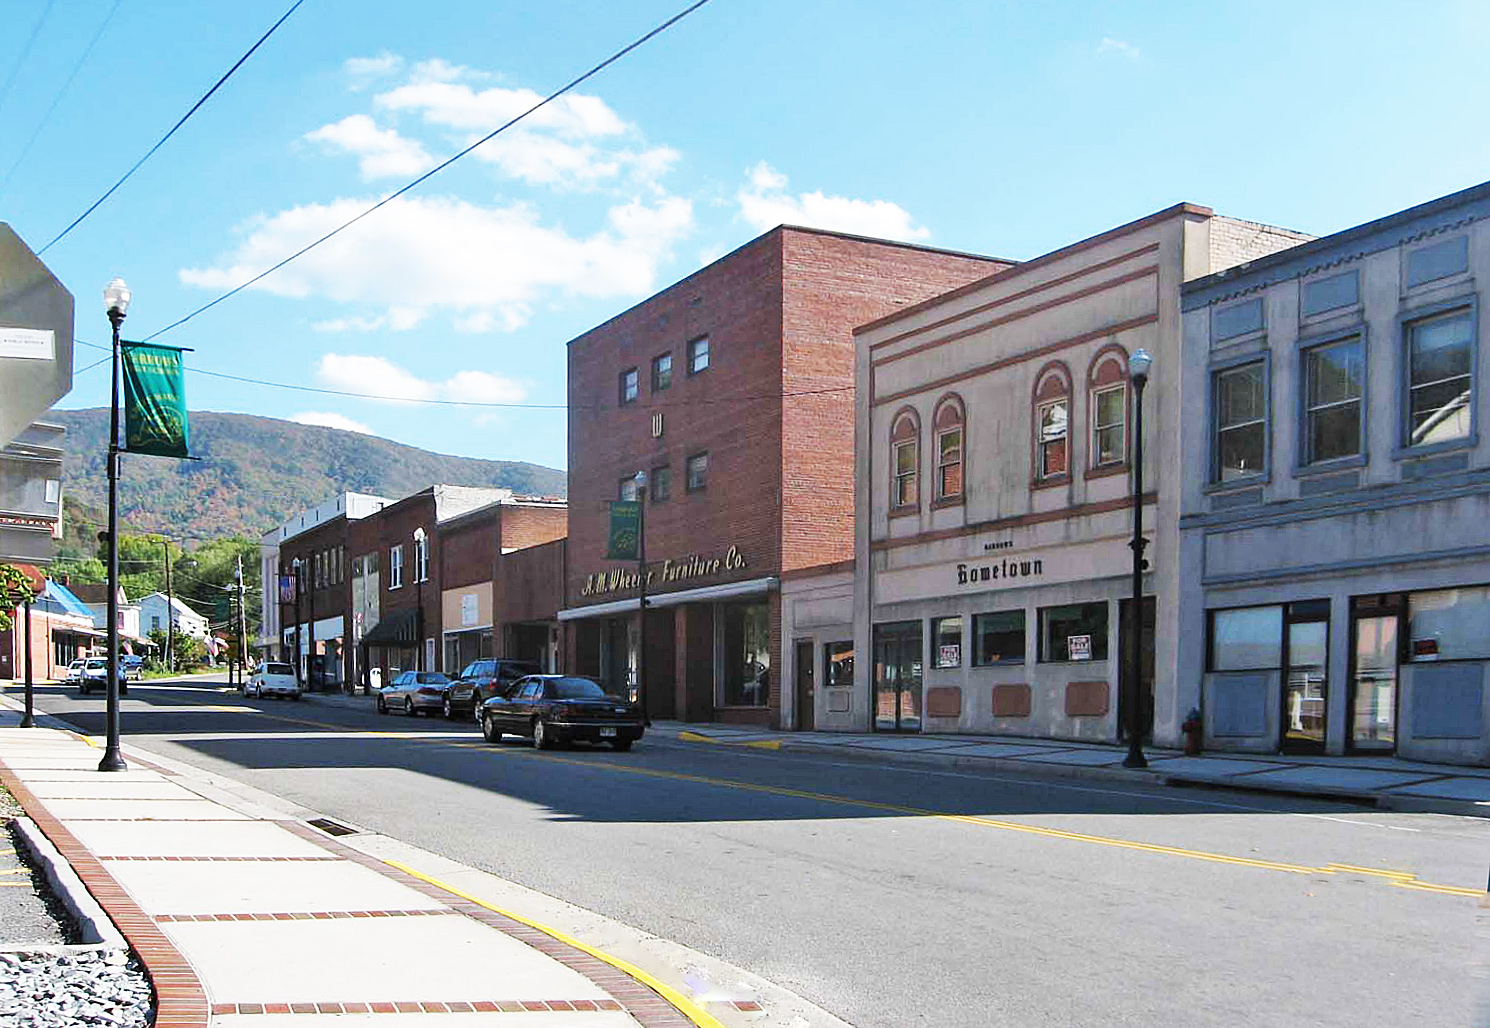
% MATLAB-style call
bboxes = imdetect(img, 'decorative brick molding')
[1064,680,1109,717]
[991,684,1032,718]
[925,686,962,718]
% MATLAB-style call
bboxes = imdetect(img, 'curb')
[7,816,128,956]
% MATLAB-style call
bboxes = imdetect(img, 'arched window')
[1032,363,1072,483]
[1088,346,1129,470]
[933,394,965,502]
[890,408,920,509]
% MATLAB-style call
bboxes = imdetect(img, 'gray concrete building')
[1179,180,1490,765]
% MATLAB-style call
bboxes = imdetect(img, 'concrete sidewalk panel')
[25,779,202,800]
[2,768,169,783]
[1010,749,1127,766]
[925,742,1075,759]
[1239,767,1440,792]
[843,737,977,751]
[1385,778,1490,802]
[67,819,332,859]
[163,915,614,1004]
[1147,757,1288,777]
[50,798,253,820]
[105,859,449,915]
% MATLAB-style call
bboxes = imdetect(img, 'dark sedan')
[443,658,542,721]
[480,675,643,751]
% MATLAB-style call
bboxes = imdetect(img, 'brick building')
[560,225,1012,726]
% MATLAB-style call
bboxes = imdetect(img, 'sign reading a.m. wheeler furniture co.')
[581,545,747,597]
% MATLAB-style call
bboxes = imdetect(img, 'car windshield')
[264,663,294,675]
[415,672,450,684]
[550,678,607,699]
[85,659,106,669]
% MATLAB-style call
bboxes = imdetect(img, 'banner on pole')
[279,575,298,604]
[121,343,190,458]
[606,501,640,560]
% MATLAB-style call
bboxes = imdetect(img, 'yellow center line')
[0,867,28,875]
[387,860,727,1028]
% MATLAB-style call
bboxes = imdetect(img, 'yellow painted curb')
[678,730,718,744]
[386,861,729,1028]
[745,740,781,750]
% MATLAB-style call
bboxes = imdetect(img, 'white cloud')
[736,162,929,242]
[315,354,527,406]
[344,53,402,91]
[1096,37,1143,61]
[378,80,626,137]
[289,411,374,434]
[181,194,693,331]
[304,115,435,180]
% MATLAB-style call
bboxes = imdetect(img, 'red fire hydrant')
[1182,707,1203,755]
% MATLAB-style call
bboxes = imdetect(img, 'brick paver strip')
[155,909,450,922]
[210,999,619,1015]
[103,855,341,862]
[281,821,699,1027]
[0,758,210,1028]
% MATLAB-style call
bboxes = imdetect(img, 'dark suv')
[444,658,542,721]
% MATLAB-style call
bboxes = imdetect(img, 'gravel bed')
[0,951,154,1028]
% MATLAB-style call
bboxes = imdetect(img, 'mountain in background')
[48,409,566,544]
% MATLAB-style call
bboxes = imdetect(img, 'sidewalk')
[0,714,732,1028]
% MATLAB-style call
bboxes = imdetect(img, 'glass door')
[873,621,922,732]
[1350,614,1399,752]
[1282,615,1328,753]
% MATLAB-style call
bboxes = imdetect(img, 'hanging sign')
[121,342,191,458]
[607,501,640,560]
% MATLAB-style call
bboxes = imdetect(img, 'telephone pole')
[236,555,249,679]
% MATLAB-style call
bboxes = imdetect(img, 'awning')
[359,608,419,646]
[557,576,778,621]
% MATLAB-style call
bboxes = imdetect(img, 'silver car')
[376,671,451,716]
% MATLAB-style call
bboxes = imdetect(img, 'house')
[137,592,209,641]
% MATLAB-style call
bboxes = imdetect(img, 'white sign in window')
[1068,634,1092,661]
[461,593,478,627]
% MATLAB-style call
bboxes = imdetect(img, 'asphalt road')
[16,675,1489,1028]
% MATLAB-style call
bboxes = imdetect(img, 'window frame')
[932,394,965,505]
[1031,362,1072,487]
[1206,604,1284,672]
[619,367,639,406]
[1208,351,1272,487]
[972,609,1026,666]
[650,464,671,503]
[687,336,710,375]
[685,451,709,492]
[413,533,429,584]
[932,615,963,668]
[1394,294,1479,459]
[1085,346,1129,476]
[1037,602,1109,663]
[389,544,404,590]
[889,407,920,512]
[618,476,640,502]
[1297,328,1367,473]
[651,352,673,391]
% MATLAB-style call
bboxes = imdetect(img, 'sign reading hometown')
[607,501,640,560]
[121,342,190,458]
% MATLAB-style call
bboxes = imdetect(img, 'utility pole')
[162,537,174,674]
[236,555,248,681]
[292,558,303,689]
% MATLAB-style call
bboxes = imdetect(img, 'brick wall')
[1208,216,1314,273]
[441,508,498,591]
[494,538,565,626]
[498,504,568,552]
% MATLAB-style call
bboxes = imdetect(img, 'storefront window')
[1038,603,1107,662]
[1407,586,1490,660]
[720,602,770,706]
[973,610,1025,665]
[825,641,853,688]
[932,616,962,667]
[1209,605,1283,670]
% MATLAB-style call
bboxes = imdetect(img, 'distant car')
[480,675,643,751]
[248,661,301,700]
[121,655,144,681]
[447,658,541,721]
[64,658,86,685]
[378,671,451,716]
[78,657,127,696]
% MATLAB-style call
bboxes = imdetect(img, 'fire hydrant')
[1182,707,1203,755]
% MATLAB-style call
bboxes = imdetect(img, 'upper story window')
[1406,307,1473,448]
[1303,336,1363,464]
[652,352,672,391]
[414,533,429,583]
[686,452,709,491]
[890,409,919,509]
[688,336,710,374]
[619,476,640,501]
[651,464,671,503]
[1213,360,1267,482]
[1031,363,1071,483]
[1088,348,1128,469]
[933,396,964,502]
[389,544,404,589]
[619,367,639,405]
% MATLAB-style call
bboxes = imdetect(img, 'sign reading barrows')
[581,546,747,597]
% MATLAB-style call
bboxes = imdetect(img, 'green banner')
[122,343,190,458]
[607,500,640,560]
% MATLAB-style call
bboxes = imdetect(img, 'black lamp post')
[1123,347,1153,770]
[99,277,130,773]
[20,592,35,728]
[291,557,303,689]
[632,471,649,725]
[162,539,174,673]
[413,526,426,672]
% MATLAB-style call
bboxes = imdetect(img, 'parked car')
[447,658,541,721]
[247,661,301,700]
[378,671,452,716]
[121,655,144,681]
[78,657,127,696]
[64,658,86,685]
[480,675,643,751]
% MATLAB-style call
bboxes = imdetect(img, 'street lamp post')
[99,278,131,773]
[632,471,649,725]
[162,538,174,673]
[413,527,426,672]
[1123,348,1153,770]
[21,594,35,728]
[290,558,303,689]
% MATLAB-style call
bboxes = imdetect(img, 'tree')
[102,533,181,602]
[50,556,106,586]
[0,564,42,632]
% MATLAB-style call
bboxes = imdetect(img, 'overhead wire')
[39,0,306,255]
[0,0,58,118]
[142,0,716,342]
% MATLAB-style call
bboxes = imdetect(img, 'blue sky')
[5,0,1489,472]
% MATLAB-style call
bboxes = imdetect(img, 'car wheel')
[611,739,633,752]
[120,685,128,696]
[482,712,501,744]
[533,717,553,750]
[376,694,387,715]
[405,698,416,717]
[79,682,88,695]
[254,684,263,699]
[442,696,454,720]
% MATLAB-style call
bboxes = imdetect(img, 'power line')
[1,0,122,193]
[39,0,306,255]
[0,0,58,118]
[143,0,715,342]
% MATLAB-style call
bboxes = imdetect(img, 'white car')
[64,658,86,684]
[248,662,301,700]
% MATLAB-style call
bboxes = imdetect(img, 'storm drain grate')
[306,818,358,837]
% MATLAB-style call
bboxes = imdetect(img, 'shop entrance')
[1349,595,1402,753]
[1282,599,1329,754]
[872,620,922,732]
[794,639,815,731]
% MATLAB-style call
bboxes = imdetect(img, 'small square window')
[619,368,639,405]
[686,452,709,491]
[618,476,640,501]
[1092,385,1126,467]
[1038,602,1107,662]
[933,616,962,667]
[652,353,672,391]
[650,464,671,503]
[973,611,1025,665]
[1304,337,1363,464]
[688,336,710,374]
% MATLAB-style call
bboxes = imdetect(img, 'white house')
[137,593,209,640]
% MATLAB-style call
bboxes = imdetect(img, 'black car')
[480,675,643,751]
[444,658,541,721]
